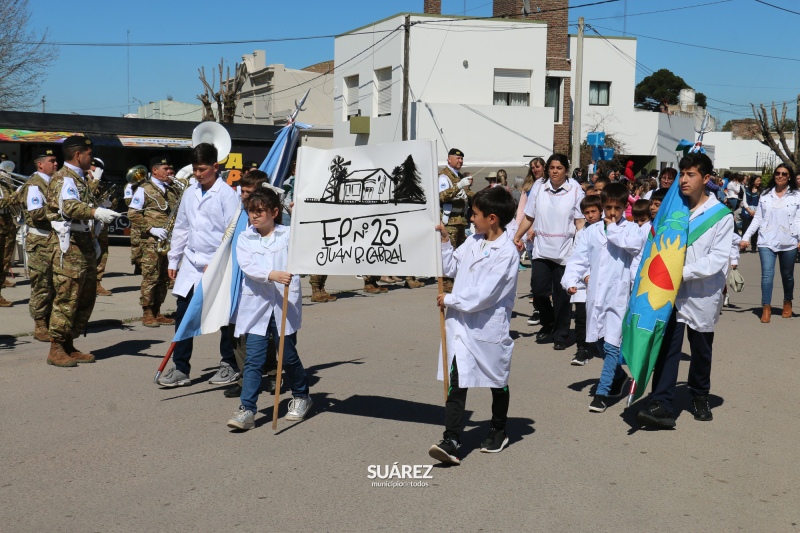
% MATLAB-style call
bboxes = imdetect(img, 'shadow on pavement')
[620,385,724,435]
[93,338,165,360]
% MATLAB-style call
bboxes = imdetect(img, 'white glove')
[455,189,468,200]
[90,167,103,181]
[457,177,472,190]
[149,227,168,241]
[93,207,121,224]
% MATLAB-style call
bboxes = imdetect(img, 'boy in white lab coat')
[637,153,734,429]
[428,187,519,465]
[227,188,310,430]
[562,183,646,413]
[570,195,603,366]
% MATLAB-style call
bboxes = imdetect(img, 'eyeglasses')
[775,171,790,177]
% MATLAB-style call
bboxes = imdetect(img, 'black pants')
[650,310,714,411]
[173,287,237,375]
[574,302,587,348]
[530,259,570,343]
[443,360,509,442]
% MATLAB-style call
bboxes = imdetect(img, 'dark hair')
[245,187,283,225]
[632,199,651,220]
[763,163,798,195]
[651,188,668,203]
[240,169,269,188]
[471,186,516,229]
[678,153,714,178]
[63,144,90,161]
[580,194,602,213]
[190,143,218,166]
[545,153,570,177]
[634,177,650,193]
[660,167,678,181]
[600,182,629,207]
[594,176,611,187]
[648,169,659,179]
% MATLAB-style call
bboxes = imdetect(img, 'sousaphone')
[175,122,232,180]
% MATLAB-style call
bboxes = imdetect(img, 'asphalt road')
[1,246,798,532]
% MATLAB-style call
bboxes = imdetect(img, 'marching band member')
[128,156,179,328]
[158,143,240,388]
[88,157,114,296]
[0,161,17,306]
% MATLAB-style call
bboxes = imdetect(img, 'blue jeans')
[240,316,308,413]
[172,287,236,375]
[758,247,797,305]
[596,339,626,396]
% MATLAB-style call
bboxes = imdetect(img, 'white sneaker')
[157,367,191,388]
[285,396,313,421]
[227,406,255,430]
[209,362,240,385]
[723,294,730,307]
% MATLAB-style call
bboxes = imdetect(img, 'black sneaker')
[571,347,590,366]
[692,395,713,421]
[527,310,540,326]
[267,374,277,394]
[589,395,608,413]
[609,374,630,398]
[223,383,242,398]
[553,341,567,351]
[480,428,509,453]
[428,439,461,465]
[636,400,676,429]
[535,326,553,342]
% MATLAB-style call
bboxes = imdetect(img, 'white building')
[568,34,697,170]
[136,100,204,122]
[702,131,790,172]
[333,14,556,170]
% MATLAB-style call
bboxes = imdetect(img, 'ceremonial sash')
[687,202,731,246]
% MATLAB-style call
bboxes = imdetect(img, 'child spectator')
[561,183,646,412]
[649,188,667,220]
[632,199,652,227]
[570,195,602,366]
[227,187,312,430]
[429,187,519,464]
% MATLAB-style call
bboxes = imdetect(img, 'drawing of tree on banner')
[393,155,426,204]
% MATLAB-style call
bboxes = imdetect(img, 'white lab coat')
[676,194,734,332]
[741,188,800,252]
[567,227,588,304]
[231,224,302,337]
[437,232,519,388]
[561,219,645,346]
[168,177,239,298]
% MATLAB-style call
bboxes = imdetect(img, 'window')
[589,81,610,106]
[375,67,392,117]
[545,77,562,122]
[344,75,360,119]
[493,68,530,107]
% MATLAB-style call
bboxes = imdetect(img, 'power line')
[569,0,732,23]
[753,0,800,16]
[414,0,621,25]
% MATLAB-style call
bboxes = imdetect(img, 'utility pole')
[127,29,131,115]
[402,15,410,142]
[41,96,46,113]
[571,17,585,174]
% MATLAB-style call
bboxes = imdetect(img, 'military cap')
[33,148,56,160]
[448,148,464,157]
[0,153,7,161]
[243,160,259,170]
[62,135,92,148]
[149,155,170,169]
[91,157,105,169]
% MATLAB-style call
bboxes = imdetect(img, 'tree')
[197,58,247,123]
[751,99,800,168]
[722,120,733,132]
[634,69,705,110]
[393,155,426,204]
[0,0,58,110]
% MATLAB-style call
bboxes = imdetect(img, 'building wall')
[703,132,791,172]
[334,14,554,165]
[136,100,203,122]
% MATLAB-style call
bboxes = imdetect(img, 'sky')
[25,0,800,127]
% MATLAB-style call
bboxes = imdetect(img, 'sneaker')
[518,263,528,272]
[209,362,240,385]
[227,406,255,430]
[157,367,191,388]
[553,341,566,351]
[480,428,509,453]
[692,395,713,421]
[589,395,608,413]
[723,294,730,307]
[609,374,630,398]
[285,396,313,421]
[223,383,242,398]
[535,326,553,342]
[527,310,540,325]
[571,347,590,366]
[428,439,461,465]
[636,400,676,429]
[267,374,277,394]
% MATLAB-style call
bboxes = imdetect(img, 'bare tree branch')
[752,102,795,168]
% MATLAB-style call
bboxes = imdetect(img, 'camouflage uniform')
[47,165,98,343]
[309,274,337,302]
[438,166,474,291]
[128,179,178,318]
[88,180,116,285]
[17,171,57,329]
[0,178,16,303]
[124,182,143,270]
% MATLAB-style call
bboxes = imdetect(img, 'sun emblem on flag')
[636,234,686,311]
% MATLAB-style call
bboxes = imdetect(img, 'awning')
[0,128,191,148]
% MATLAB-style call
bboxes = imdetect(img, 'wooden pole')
[272,284,291,430]
[438,277,449,402]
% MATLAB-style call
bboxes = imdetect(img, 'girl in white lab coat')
[428,187,519,465]
[226,188,311,431]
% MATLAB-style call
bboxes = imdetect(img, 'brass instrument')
[155,199,178,256]
[0,171,24,225]
[126,165,148,184]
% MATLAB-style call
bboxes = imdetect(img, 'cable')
[568,0,732,23]
[753,0,800,16]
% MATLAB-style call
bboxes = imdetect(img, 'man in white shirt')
[637,152,733,429]
[158,143,241,388]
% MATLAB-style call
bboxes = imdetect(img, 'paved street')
[1,244,798,532]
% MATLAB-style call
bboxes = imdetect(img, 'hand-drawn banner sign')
[289,140,442,277]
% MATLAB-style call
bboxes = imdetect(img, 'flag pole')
[272,284,291,430]
[154,342,177,384]
[438,277,450,402]
[626,379,636,407]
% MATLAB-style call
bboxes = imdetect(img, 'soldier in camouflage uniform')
[124,174,145,275]
[45,136,121,367]
[438,148,474,292]
[128,156,178,327]
[0,167,16,306]
[16,149,59,336]
[87,157,116,296]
